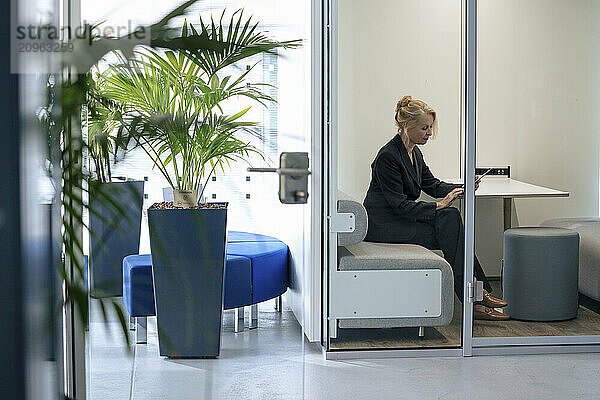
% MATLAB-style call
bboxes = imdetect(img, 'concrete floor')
[88,299,600,400]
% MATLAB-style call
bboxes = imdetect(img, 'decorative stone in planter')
[147,202,228,358]
[89,180,144,297]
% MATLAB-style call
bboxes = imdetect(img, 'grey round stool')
[503,227,579,321]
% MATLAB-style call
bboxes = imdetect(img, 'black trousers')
[386,207,492,301]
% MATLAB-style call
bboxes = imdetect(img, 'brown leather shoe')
[477,289,508,308]
[473,304,510,321]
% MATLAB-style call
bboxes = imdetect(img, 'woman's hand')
[436,187,464,210]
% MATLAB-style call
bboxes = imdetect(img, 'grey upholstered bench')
[329,193,454,338]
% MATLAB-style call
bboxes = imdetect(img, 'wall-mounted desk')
[448,177,570,230]
[477,178,569,230]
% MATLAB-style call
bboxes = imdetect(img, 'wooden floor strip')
[331,288,600,350]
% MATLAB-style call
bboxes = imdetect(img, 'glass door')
[325,0,468,357]
[80,0,312,398]
[469,0,600,354]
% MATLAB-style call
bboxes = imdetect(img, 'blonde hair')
[394,95,438,138]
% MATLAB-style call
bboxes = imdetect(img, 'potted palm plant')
[85,74,145,298]
[101,12,300,357]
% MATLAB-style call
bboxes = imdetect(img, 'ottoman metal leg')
[274,295,283,312]
[418,326,425,338]
[234,307,245,333]
[135,317,147,344]
[129,316,136,331]
[249,304,258,330]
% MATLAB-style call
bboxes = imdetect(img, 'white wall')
[477,0,600,223]
[337,0,600,277]
[337,0,463,201]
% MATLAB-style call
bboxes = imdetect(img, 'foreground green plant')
[84,71,129,183]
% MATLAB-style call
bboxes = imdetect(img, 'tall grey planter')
[148,205,227,358]
[89,180,144,297]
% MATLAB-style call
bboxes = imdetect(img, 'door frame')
[60,0,88,397]
[321,0,600,359]
[307,0,325,343]
[321,0,467,358]
[461,0,477,357]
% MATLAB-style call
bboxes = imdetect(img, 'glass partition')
[81,0,310,397]
[328,0,467,353]
[473,0,600,346]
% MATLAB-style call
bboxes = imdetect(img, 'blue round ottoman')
[227,240,289,304]
[227,231,282,243]
[122,231,289,339]
[503,227,580,321]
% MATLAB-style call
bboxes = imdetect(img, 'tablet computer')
[475,168,493,184]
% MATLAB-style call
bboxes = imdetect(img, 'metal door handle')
[248,152,310,204]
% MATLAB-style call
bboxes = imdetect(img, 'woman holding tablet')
[363,95,509,321]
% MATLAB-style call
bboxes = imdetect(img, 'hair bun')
[397,95,412,112]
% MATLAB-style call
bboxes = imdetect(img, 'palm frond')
[183,9,302,77]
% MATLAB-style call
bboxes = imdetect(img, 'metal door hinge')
[328,212,355,233]
[467,280,483,303]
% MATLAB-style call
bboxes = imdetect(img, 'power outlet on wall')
[475,166,511,177]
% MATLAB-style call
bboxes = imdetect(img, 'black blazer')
[363,134,461,242]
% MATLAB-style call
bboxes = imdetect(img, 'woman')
[363,95,509,321]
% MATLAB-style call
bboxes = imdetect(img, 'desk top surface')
[444,177,570,199]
